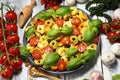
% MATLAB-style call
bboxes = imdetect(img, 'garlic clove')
[66,0,76,6]
[101,52,116,66]
[111,43,120,56]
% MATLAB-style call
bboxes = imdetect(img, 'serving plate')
[23,6,100,74]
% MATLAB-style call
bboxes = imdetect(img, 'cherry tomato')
[8,46,20,57]
[77,42,87,53]
[6,24,18,33]
[0,17,5,29]
[57,60,66,71]
[117,33,120,41]
[7,34,19,44]
[111,19,120,29]
[73,27,80,36]
[52,5,60,10]
[34,19,45,27]
[0,41,11,53]
[0,29,9,41]
[29,36,39,46]
[55,18,64,27]
[60,36,70,45]
[101,22,111,34]
[0,65,13,79]
[10,58,22,70]
[107,31,118,43]
[93,36,99,44]
[5,11,17,23]
[44,45,54,53]
[32,49,42,60]
[41,0,47,4]
[0,54,7,65]
[71,17,81,27]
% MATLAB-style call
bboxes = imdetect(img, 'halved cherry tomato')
[77,42,87,53]
[57,60,66,71]
[35,19,45,27]
[44,45,54,53]
[32,49,42,60]
[55,18,64,27]
[10,58,22,70]
[73,27,80,36]
[71,17,81,27]
[0,65,13,79]
[29,36,39,46]
[52,5,60,10]
[60,36,70,45]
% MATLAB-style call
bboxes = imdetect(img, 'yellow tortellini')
[37,25,45,34]
[56,47,67,56]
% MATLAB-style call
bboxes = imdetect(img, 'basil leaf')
[25,26,35,39]
[56,6,71,16]
[112,74,120,80]
[20,46,30,57]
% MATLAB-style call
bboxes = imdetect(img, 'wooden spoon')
[18,0,36,28]
[29,66,61,80]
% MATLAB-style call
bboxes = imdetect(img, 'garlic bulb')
[111,43,120,56]
[114,8,120,19]
[77,0,88,3]
[90,71,103,80]
[66,0,76,6]
[101,52,116,66]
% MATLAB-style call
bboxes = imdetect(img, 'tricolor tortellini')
[24,6,98,71]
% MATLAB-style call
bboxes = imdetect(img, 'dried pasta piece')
[56,47,66,56]
[63,14,71,20]
[50,40,58,49]
[26,43,34,50]
[52,24,59,30]
[37,25,45,34]
[87,43,97,50]
[79,21,88,33]
[42,53,47,61]
[61,55,68,62]
[35,31,41,37]
[70,36,78,44]
[70,7,78,16]
[50,66,58,71]
[78,34,84,42]
[45,19,53,27]
[37,41,48,48]
[63,20,72,27]
[39,35,47,42]
[34,59,44,65]
[77,10,88,21]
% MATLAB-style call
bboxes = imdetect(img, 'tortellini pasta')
[24,6,98,71]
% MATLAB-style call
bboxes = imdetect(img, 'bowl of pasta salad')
[23,6,101,74]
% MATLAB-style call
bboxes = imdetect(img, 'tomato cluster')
[101,19,120,43]
[41,0,62,8]
[0,6,22,79]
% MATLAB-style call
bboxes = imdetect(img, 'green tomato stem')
[1,3,10,63]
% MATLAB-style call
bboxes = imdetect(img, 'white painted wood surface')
[0,0,120,80]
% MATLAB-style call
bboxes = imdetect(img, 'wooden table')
[0,0,120,80]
